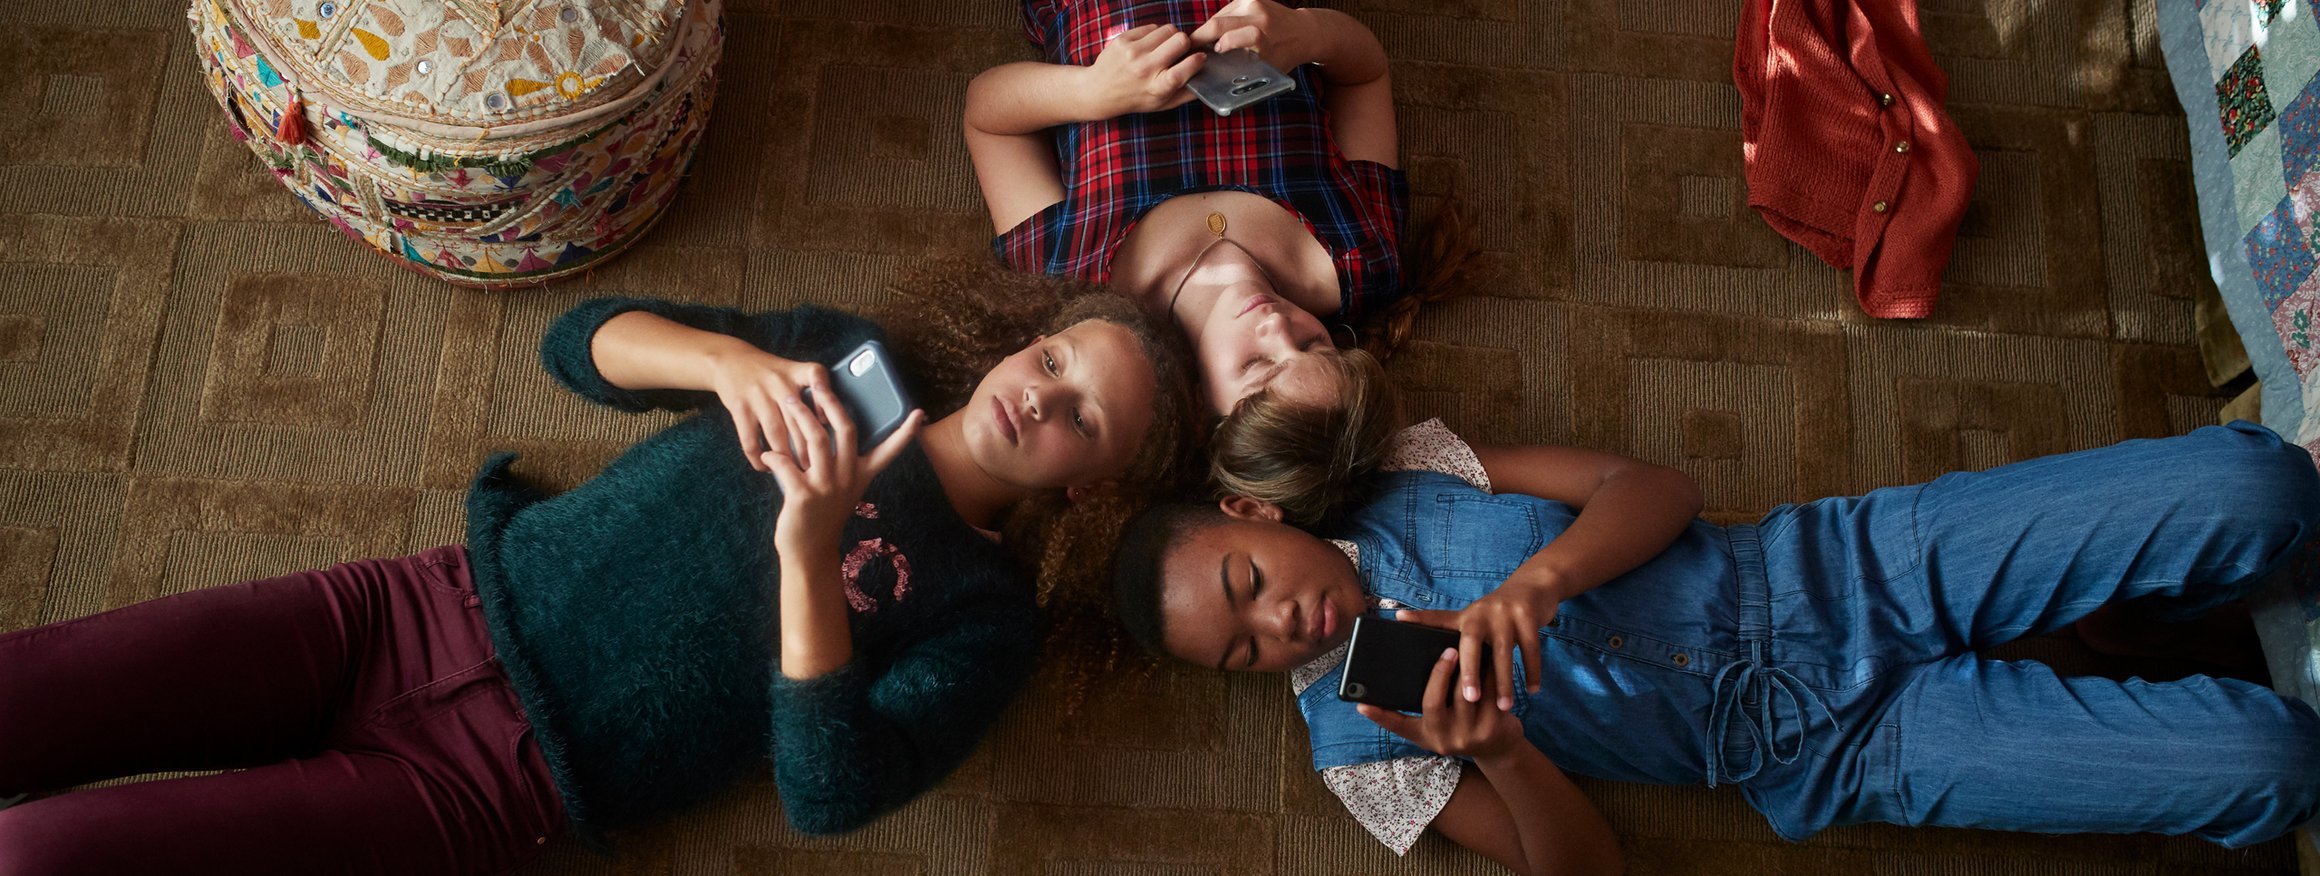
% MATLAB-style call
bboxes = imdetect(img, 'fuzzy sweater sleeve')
[539,298,869,412]
[765,587,1042,835]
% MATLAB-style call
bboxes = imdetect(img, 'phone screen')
[1337,615,1460,713]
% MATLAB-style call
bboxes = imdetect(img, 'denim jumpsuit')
[1299,422,2320,846]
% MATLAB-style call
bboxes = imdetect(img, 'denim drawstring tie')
[1704,524,1838,787]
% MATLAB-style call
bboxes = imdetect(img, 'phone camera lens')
[1232,78,1267,95]
[1344,682,1366,699]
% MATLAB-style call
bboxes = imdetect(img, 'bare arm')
[589,310,839,473]
[1361,651,1624,876]
[775,536,855,679]
[965,27,1207,232]
[963,63,1076,234]
[1290,7,1396,167]
[590,310,767,393]
[1471,442,1704,602]
[1433,759,1625,876]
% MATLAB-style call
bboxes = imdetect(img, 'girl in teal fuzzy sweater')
[0,261,1197,874]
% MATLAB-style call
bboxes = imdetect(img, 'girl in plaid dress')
[967,0,1418,526]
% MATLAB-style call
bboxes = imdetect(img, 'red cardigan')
[1735,0,1978,318]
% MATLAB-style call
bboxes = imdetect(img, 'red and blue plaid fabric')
[994,0,1408,321]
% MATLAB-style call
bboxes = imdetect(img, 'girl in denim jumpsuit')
[1115,420,2320,874]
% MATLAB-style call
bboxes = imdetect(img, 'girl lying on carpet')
[1111,418,2320,875]
[0,261,1196,875]
[967,0,1460,526]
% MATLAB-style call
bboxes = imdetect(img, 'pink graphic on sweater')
[840,502,913,613]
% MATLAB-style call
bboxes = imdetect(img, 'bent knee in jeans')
[2205,421,2320,528]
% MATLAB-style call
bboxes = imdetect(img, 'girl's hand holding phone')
[704,345,834,474]
[1395,572,1564,713]
[1191,0,1320,70]
[760,390,924,556]
[1356,647,1526,761]
[1086,23,1208,117]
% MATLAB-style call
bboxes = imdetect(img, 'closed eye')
[1244,559,1263,668]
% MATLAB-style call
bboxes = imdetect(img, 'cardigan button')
[1894,140,1911,154]
[1878,92,1894,106]
[1871,200,1889,213]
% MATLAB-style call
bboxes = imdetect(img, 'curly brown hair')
[874,255,1200,701]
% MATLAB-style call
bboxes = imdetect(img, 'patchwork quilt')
[2159,5,2320,860]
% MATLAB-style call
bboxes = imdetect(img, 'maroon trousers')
[0,547,565,875]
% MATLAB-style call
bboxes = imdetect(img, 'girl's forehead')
[1056,318,1134,354]
[1162,520,1278,586]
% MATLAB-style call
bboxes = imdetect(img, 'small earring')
[1329,322,1360,349]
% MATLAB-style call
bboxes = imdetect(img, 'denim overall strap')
[1704,523,1838,787]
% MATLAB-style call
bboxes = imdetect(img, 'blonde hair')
[1208,346,1402,528]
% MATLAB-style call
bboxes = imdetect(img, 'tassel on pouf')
[276,94,305,147]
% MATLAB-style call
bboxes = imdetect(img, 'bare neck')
[919,412,1025,531]
[1112,219,1219,319]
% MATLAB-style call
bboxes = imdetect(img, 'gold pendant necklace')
[1169,216,1233,316]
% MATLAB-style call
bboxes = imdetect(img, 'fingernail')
[1439,648,1456,661]
[1499,696,1514,711]
[1463,685,1478,702]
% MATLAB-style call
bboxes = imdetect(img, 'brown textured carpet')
[0,0,2298,872]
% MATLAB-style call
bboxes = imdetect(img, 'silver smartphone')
[800,340,915,454]
[1187,48,1296,116]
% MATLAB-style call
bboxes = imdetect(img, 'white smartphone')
[1187,49,1296,116]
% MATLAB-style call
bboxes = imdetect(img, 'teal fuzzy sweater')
[466,299,1041,840]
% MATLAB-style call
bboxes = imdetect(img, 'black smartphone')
[1337,614,1460,714]
[1186,48,1296,116]
[801,340,915,454]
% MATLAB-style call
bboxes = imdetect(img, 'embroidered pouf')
[189,0,721,288]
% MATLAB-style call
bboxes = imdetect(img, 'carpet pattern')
[0,0,2296,873]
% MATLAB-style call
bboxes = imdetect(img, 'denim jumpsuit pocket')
[1419,492,1544,577]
